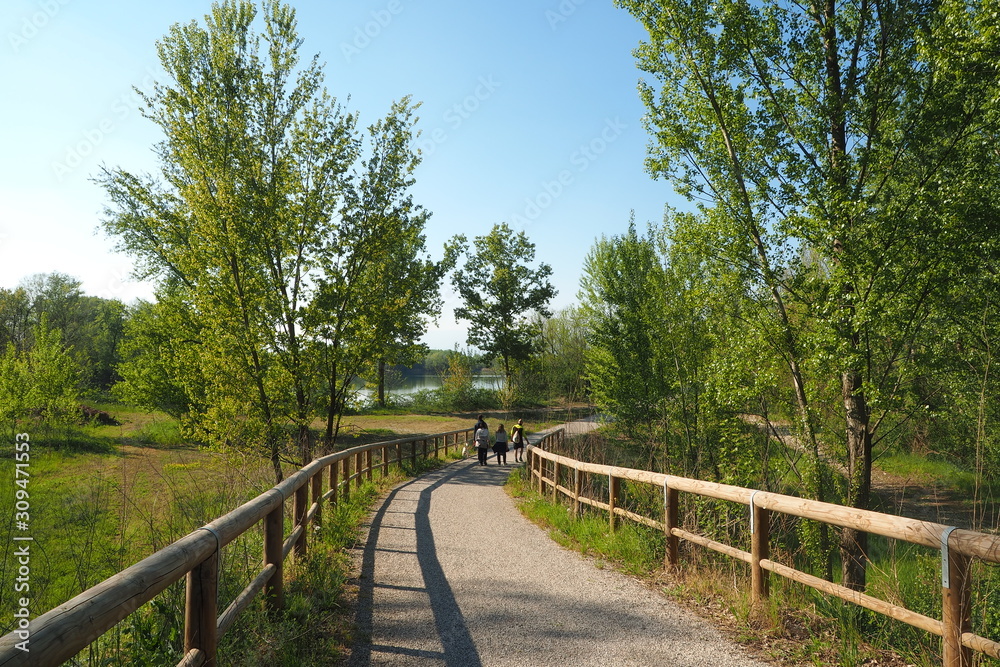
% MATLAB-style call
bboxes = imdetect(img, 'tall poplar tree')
[618,0,1000,589]
[99,1,357,481]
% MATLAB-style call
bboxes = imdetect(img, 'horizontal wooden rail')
[527,443,1000,667]
[0,426,480,666]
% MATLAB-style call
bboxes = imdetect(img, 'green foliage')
[530,306,589,402]
[0,318,81,433]
[450,222,556,382]
[406,352,500,412]
[311,95,453,422]
[580,221,669,437]
[615,0,1000,589]
[0,274,126,392]
[580,217,737,476]
[97,2,447,475]
[112,296,206,422]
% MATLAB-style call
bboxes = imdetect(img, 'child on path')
[493,423,509,465]
[510,418,526,462]
[475,421,491,466]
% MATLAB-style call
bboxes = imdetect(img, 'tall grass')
[0,412,449,665]
[506,463,1000,666]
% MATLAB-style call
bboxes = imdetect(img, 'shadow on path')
[350,463,483,666]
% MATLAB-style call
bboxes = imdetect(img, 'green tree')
[98,0,357,481]
[0,319,81,434]
[0,274,126,391]
[310,97,450,443]
[0,286,32,353]
[617,0,1000,588]
[533,306,589,402]
[26,319,81,425]
[113,293,207,424]
[580,222,668,439]
[451,223,556,384]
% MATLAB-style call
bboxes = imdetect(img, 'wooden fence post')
[264,504,283,612]
[665,484,678,568]
[312,471,323,526]
[355,452,363,490]
[293,483,308,557]
[184,549,218,666]
[422,438,428,459]
[552,461,561,502]
[751,496,770,602]
[609,475,620,532]
[366,449,373,482]
[411,440,417,465]
[382,446,389,475]
[342,457,350,503]
[573,468,582,517]
[943,532,972,667]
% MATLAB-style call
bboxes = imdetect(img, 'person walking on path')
[475,421,491,466]
[349,418,772,667]
[493,423,509,465]
[510,418,526,462]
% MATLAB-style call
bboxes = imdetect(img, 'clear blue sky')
[1,0,685,349]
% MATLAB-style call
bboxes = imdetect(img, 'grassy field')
[0,404,574,663]
[20,404,992,665]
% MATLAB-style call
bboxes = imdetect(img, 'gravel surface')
[348,426,770,667]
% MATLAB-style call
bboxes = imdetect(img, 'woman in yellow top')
[510,418,526,462]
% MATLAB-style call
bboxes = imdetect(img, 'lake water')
[354,374,503,401]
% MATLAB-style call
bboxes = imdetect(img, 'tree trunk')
[841,367,872,591]
[270,434,283,484]
[377,359,386,408]
[298,424,311,466]
[324,343,339,451]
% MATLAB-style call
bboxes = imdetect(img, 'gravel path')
[348,425,770,666]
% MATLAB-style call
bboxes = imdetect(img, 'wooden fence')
[0,426,488,667]
[527,444,1000,667]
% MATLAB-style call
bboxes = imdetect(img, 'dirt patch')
[870,466,975,528]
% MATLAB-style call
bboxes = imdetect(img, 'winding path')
[348,424,770,666]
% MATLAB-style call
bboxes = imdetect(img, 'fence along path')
[348,424,768,666]
[528,438,1000,667]
[0,427,477,666]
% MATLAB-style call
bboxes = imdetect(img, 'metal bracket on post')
[749,491,760,534]
[663,478,669,509]
[941,525,958,589]
[199,525,223,554]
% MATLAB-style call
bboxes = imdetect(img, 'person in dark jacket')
[493,423,509,465]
